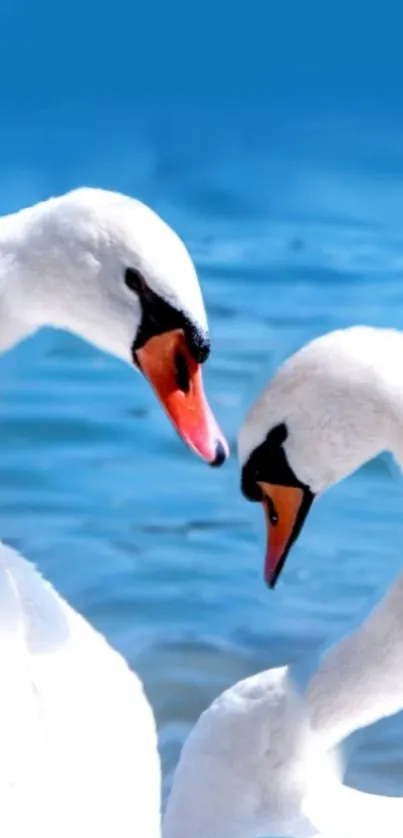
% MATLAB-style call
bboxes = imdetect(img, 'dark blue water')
[1,102,403,806]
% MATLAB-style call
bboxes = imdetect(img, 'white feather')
[0,542,160,838]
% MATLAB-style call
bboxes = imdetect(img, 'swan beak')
[135,329,229,466]
[257,481,314,588]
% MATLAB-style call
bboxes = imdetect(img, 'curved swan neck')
[0,197,87,351]
[306,572,403,748]
[0,204,45,351]
[0,192,145,361]
[298,331,403,746]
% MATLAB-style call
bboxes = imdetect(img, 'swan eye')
[125,268,146,294]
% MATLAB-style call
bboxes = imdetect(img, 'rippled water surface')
[1,103,403,809]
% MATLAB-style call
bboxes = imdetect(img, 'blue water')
[1,102,403,808]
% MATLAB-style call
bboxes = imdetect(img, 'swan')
[0,187,229,837]
[164,567,403,838]
[238,325,403,742]
[163,325,403,838]
[163,574,403,838]
[0,186,228,465]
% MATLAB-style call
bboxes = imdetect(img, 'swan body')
[164,664,338,838]
[303,779,403,838]
[0,542,160,838]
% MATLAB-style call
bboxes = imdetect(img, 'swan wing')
[0,543,160,838]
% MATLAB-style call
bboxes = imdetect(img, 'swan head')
[10,188,228,465]
[238,326,400,585]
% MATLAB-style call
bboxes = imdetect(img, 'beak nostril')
[266,496,279,526]
[174,352,190,394]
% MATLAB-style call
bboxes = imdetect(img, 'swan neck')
[307,571,403,747]
[0,203,49,351]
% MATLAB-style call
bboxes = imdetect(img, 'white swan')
[0,186,228,464]
[163,576,403,838]
[0,187,229,837]
[164,325,403,838]
[164,567,403,838]
[0,542,161,838]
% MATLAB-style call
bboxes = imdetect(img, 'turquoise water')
[1,103,403,805]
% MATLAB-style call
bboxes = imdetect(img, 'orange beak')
[135,328,229,465]
[257,481,314,587]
